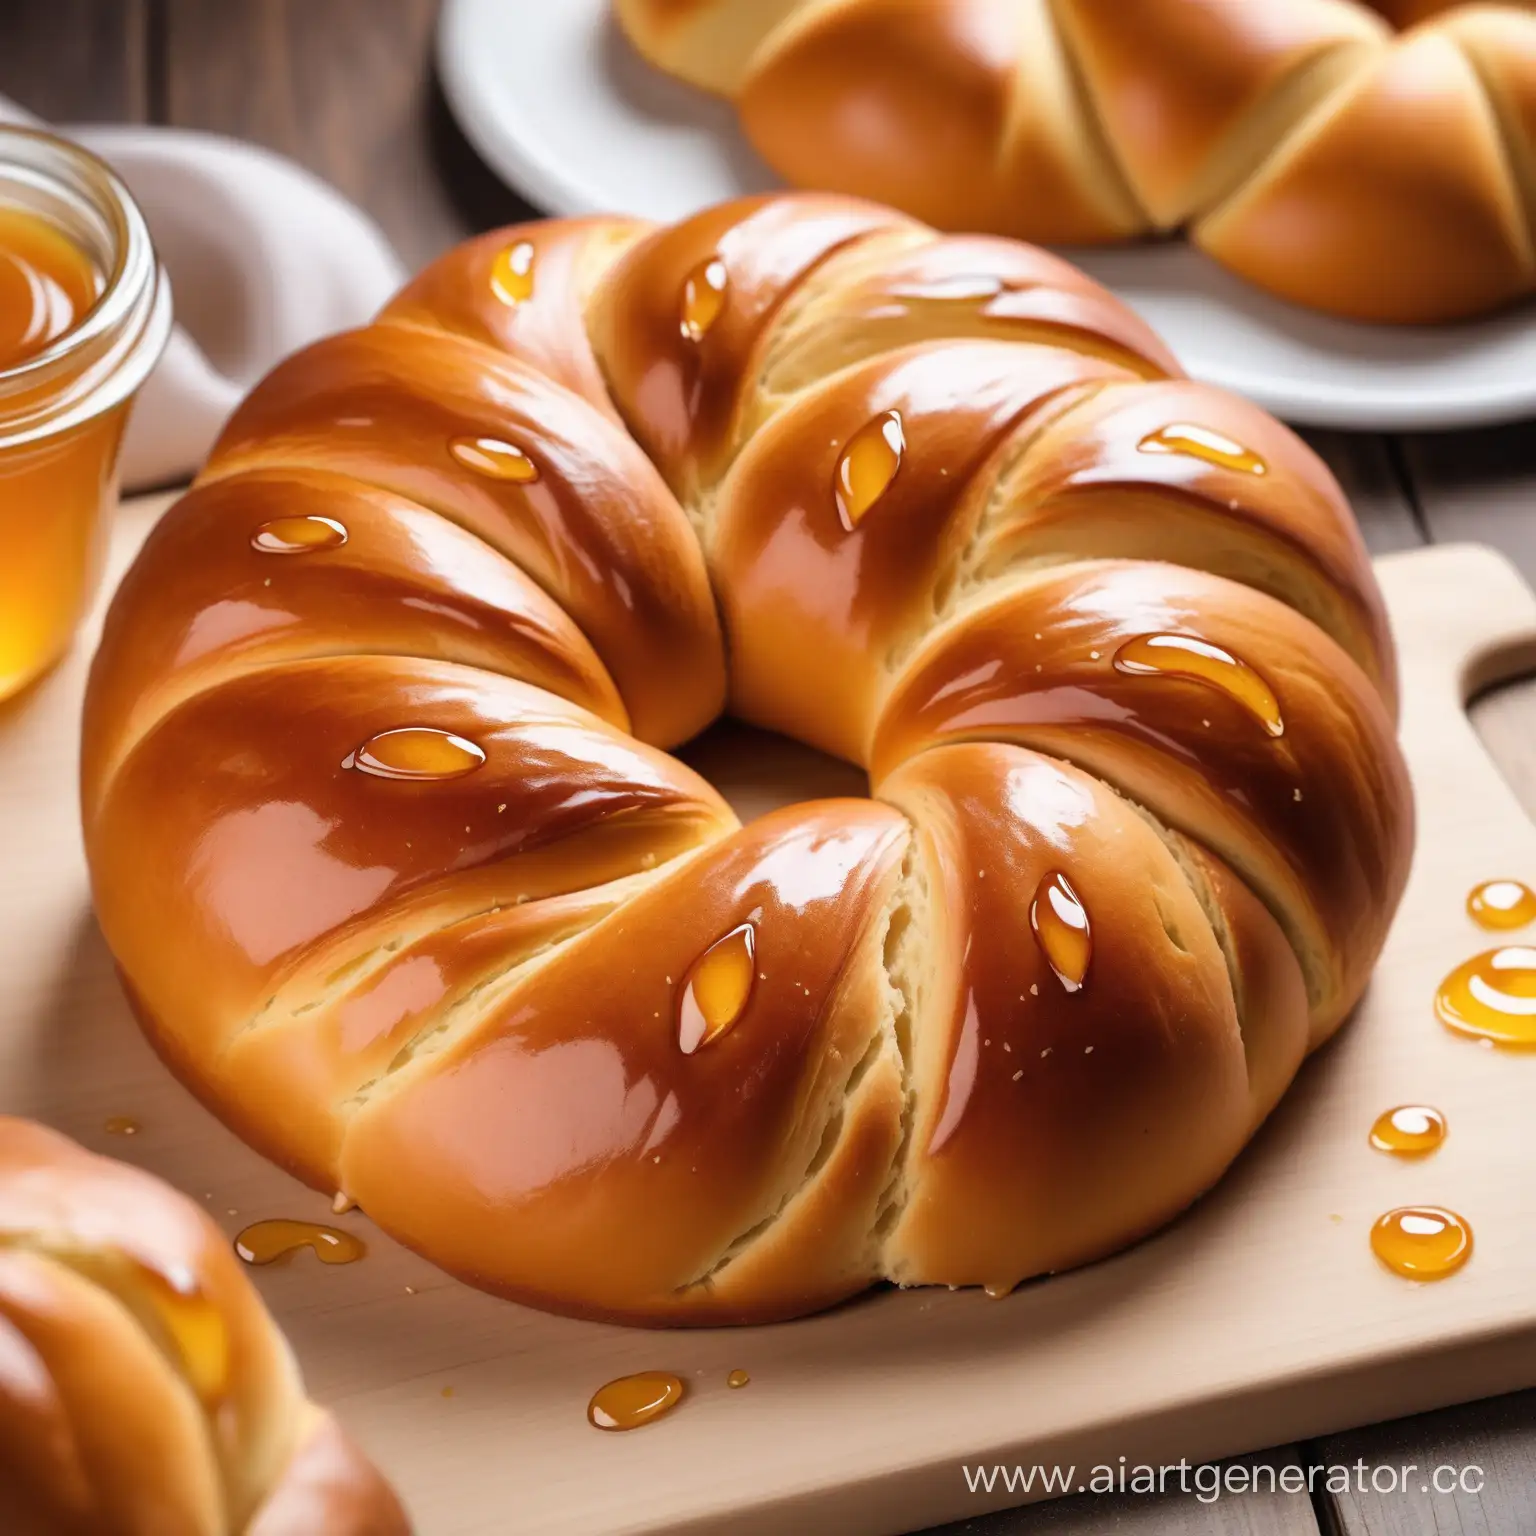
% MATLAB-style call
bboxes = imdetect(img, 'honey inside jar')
[0,207,100,368]
[0,128,169,703]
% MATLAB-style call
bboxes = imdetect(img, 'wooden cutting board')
[4,496,1536,1536]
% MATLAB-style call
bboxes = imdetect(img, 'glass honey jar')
[0,127,170,702]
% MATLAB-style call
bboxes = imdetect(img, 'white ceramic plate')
[437,0,1536,432]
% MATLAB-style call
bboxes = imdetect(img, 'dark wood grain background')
[2,3,1533,1533]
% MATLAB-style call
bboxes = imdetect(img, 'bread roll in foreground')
[83,192,1412,1325]
[0,1118,409,1534]
[616,0,1536,323]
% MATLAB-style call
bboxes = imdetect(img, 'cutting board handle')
[1377,541,1536,844]
[1378,542,1536,704]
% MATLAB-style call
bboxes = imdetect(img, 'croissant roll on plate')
[1194,16,1534,322]
[84,192,1412,1323]
[617,0,1536,322]
[0,1118,408,1534]
[752,0,1150,243]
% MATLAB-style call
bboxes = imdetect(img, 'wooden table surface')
[3,4,1534,1533]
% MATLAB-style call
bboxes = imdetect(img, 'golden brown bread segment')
[616,0,1536,322]
[0,1118,409,1535]
[83,192,1412,1324]
[342,802,911,1324]
[876,745,1308,1291]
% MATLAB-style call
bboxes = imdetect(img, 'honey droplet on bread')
[1369,1105,1446,1157]
[343,727,486,782]
[251,515,348,554]
[1138,423,1267,476]
[834,409,905,530]
[1370,1207,1472,1280]
[726,1368,750,1389]
[134,1262,230,1404]
[588,1371,685,1431]
[681,921,758,1056]
[1030,871,1091,993]
[1467,879,1536,931]
[1114,633,1284,738]
[679,255,728,342]
[234,1219,368,1267]
[448,435,540,482]
[104,1115,140,1136]
[1436,945,1536,1048]
[678,923,755,1054]
[490,239,535,305]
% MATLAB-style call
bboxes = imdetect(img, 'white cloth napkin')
[0,95,406,492]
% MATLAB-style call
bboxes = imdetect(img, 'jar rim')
[0,125,171,441]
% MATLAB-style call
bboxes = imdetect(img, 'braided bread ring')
[83,194,1411,1324]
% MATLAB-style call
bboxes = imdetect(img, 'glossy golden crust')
[755,230,1183,394]
[713,340,1129,760]
[84,192,1411,1326]
[0,1119,408,1535]
[716,356,1397,766]
[1054,0,1388,228]
[341,803,910,1324]
[876,745,1291,1291]
[80,468,625,814]
[871,561,1412,1037]
[974,379,1399,707]
[1442,8,1536,226]
[89,660,733,1185]
[380,217,650,420]
[200,325,723,747]
[738,0,1144,244]
[616,0,1536,322]
[588,193,915,497]
[1196,22,1535,322]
